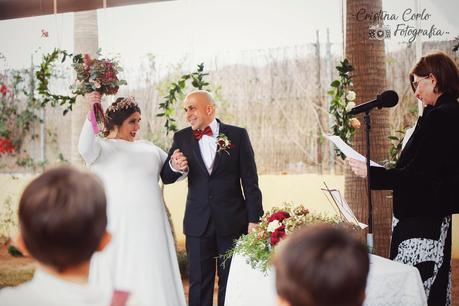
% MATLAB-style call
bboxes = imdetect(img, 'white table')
[225,253,427,306]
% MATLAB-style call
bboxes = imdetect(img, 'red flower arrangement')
[227,203,346,272]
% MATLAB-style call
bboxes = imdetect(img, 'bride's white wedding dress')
[78,119,186,306]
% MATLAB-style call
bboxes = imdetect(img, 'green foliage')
[0,54,67,170]
[328,58,357,159]
[157,63,210,135]
[384,130,406,169]
[0,68,42,159]
[8,245,23,257]
[36,48,77,115]
[177,249,189,278]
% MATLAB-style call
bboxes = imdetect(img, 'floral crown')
[107,96,138,113]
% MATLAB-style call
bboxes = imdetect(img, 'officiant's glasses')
[412,75,430,89]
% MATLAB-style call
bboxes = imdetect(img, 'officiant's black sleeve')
[369,96,459,216]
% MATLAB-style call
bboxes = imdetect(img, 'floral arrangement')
[328,58,360,159]
[72,53,126,96]
[225,202,348,273]
[216,133,234,155]
[0,70,42,159]
[36,49,127,133]
[72,53,127,133]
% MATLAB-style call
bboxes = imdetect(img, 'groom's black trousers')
[186,218,245,306]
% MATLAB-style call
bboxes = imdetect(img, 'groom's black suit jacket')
[161,120,263,237]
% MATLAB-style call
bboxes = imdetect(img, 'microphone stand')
[364,111,373,253]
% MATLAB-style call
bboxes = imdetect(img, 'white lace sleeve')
[78,119,102,165]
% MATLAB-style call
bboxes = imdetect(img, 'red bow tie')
[193,126,213,140]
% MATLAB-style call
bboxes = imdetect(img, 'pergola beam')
[0,0,174,21]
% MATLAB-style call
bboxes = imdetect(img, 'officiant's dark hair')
[18,166,108,272]
[273,224,369,306]
[409,51,459,98]
[104,96,141,137]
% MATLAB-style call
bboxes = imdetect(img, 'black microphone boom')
[347,90,399,115]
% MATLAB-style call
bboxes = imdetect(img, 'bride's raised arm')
[78,92,103,165]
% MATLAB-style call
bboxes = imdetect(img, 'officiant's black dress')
[370,93,459,306]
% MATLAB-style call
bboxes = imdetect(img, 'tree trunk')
[71,11,98,165]
[345,0,392,257]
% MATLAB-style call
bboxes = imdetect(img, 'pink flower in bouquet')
[83,54,92,66]
[270,225,286,246]
[268,211,290,223]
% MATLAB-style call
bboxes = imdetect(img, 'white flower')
[346,90,356,101]
[91,79,101,89]
[267,220,282,233]
[345,101,356,112]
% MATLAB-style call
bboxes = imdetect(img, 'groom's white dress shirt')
[198,119,219,174]
[170,119,219,175]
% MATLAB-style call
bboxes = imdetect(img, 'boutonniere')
[216,133,234,155]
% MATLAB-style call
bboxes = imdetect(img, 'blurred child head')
[273,224,369,306]
[16,166,110,272]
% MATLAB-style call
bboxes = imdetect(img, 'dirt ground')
[0,244,458,305]
[0,244,35,288]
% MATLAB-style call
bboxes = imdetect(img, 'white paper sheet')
[325,135,383,167]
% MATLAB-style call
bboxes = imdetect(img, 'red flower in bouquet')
[0,137,15,154]
[268,211,290,223]
[0,83,8,96]
[270,225,287,246]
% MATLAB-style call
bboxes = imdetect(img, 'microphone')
[347,90,399,115]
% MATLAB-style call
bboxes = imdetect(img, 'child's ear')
[276,295,291,306]
[13,233,30,256]
[97,231,112,252]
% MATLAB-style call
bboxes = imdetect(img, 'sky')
[0,0,457,71]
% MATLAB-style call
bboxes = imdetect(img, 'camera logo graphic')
[368,25,391,40]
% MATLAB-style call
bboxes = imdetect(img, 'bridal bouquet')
[72,53,127,133]
[72,53,126,96]
[226,202,350,273]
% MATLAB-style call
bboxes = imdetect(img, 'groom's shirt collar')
[208,118,219,138]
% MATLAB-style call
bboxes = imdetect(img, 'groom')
[161,90,263,306]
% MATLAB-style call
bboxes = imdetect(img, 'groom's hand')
[171,149,188,172]
[248,222,258,233]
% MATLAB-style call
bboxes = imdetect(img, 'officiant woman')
[348,51,459,305]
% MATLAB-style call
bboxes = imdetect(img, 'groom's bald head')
[183,90,216,131]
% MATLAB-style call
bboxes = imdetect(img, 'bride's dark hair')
[103,96,141,137]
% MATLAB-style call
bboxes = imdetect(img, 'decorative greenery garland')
[157,63,210,135]
[328,58,359,159]
[36,48,77,115]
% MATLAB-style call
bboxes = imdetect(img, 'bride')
[78,92,187,306]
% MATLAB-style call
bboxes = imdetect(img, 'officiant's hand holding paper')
[348,158,367,178]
